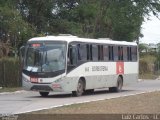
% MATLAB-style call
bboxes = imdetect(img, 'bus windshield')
[24,42,66,72]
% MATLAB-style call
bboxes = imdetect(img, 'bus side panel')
[61,76,79,92]
[123,62,138,86]
[63,61,138,92]
[65,62,118,90]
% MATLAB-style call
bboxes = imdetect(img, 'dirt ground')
[31,91,160,114]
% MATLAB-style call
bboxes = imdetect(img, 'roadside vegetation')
[0,87,22,93]
[139,43,160,79]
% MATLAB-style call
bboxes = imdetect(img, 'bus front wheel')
[39,92,49,97]
[109,76,123,92]
[72,79,84,97]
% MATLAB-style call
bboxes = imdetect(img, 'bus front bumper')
[22,80,64,92]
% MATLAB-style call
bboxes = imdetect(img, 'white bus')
[21,35,138,97]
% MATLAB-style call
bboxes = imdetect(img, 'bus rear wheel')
[72,79,84,97]
[39,92,49,97]
[109,76,123,92]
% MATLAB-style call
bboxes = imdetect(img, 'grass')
[139,53,159,80]
[0,87,22,93]
[139,73,159,79]
[140,54,156,63]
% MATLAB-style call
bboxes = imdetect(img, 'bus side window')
[92,45,98,61]
[121,47,124,60]
[127,47,132,61]
[77,43,91,62]
[132,46,137,61]
[123,47,128,61]
[109,46,114,61]
[68,46,71,64]
[80,44,87,61]
[109,46,111,61]
[98,45,101,60]
[118,46,123,61]
[68,45,77,65]
[90,45,93,60]
[77,44,81,60]
[101,45,104,60]
[104,45,108,61]
[98,45,104,61]
[114,46,118,61]
[87,44,90,60]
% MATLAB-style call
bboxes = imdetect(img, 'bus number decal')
[92,66,108,72]
[116,62,124,74]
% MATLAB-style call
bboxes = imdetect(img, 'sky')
[140,14,160,44]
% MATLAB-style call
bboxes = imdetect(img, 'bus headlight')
[23,76,29,82]
[54,78,62,83]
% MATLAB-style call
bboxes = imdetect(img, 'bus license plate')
[30,77,38,83]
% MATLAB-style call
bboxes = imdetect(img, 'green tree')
[49,0,160,41]
[18,0,56,34]
[139,43,149,53]
[0,0,35,57]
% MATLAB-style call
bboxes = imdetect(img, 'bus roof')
[28,35,137,46]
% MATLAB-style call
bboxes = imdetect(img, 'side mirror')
[20,46,25,59]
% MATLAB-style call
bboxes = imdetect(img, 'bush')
[0,58,21,87]
[139,59,150,74]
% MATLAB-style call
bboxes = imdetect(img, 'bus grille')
[31,85,53,91]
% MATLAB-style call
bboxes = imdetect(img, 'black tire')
[72,79,84,97]
[109,76,123,92]
[39,92,49,97]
